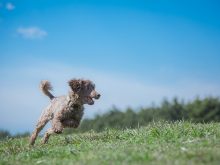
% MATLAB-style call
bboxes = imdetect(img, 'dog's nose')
[97,94,101,99]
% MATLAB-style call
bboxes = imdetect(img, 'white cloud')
[6,2,15,10]
[17,27,47,39]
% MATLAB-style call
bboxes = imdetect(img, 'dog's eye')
[76,86,81,90]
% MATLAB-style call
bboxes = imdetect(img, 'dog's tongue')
[88,97,94,105]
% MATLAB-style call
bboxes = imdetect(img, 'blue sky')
[0,0,220,134]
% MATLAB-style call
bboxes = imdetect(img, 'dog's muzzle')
[91,91,101,100]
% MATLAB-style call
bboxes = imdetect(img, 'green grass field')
[1,121,220,165]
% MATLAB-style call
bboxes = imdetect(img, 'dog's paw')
[53,128,63,134]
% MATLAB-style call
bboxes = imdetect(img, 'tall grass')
[0,121,220,165]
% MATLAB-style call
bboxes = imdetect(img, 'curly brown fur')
[40,80,54,100]
[30,79,100,145]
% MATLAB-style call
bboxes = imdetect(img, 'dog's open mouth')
[86,96,94,105]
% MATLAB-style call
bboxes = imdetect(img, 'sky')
[0,0,220,134]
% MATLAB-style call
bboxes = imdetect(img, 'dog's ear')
[68,79,82,92]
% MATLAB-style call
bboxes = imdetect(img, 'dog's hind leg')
[30,117,50,146]
[42,128,54,144]
[42,119,64,144]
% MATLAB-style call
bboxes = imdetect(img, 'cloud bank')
[17,27,47,39]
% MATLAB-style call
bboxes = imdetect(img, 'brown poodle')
[30,79,101,145]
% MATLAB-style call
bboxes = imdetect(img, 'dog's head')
[68,79,101,105]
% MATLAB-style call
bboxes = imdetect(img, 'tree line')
[0,130,29,140]
[75,97,220,132]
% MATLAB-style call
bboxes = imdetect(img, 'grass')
[1,121,220,165]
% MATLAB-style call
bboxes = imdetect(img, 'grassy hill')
[1,121,220,165]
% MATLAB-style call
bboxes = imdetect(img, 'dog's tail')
[40,80,55,100]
